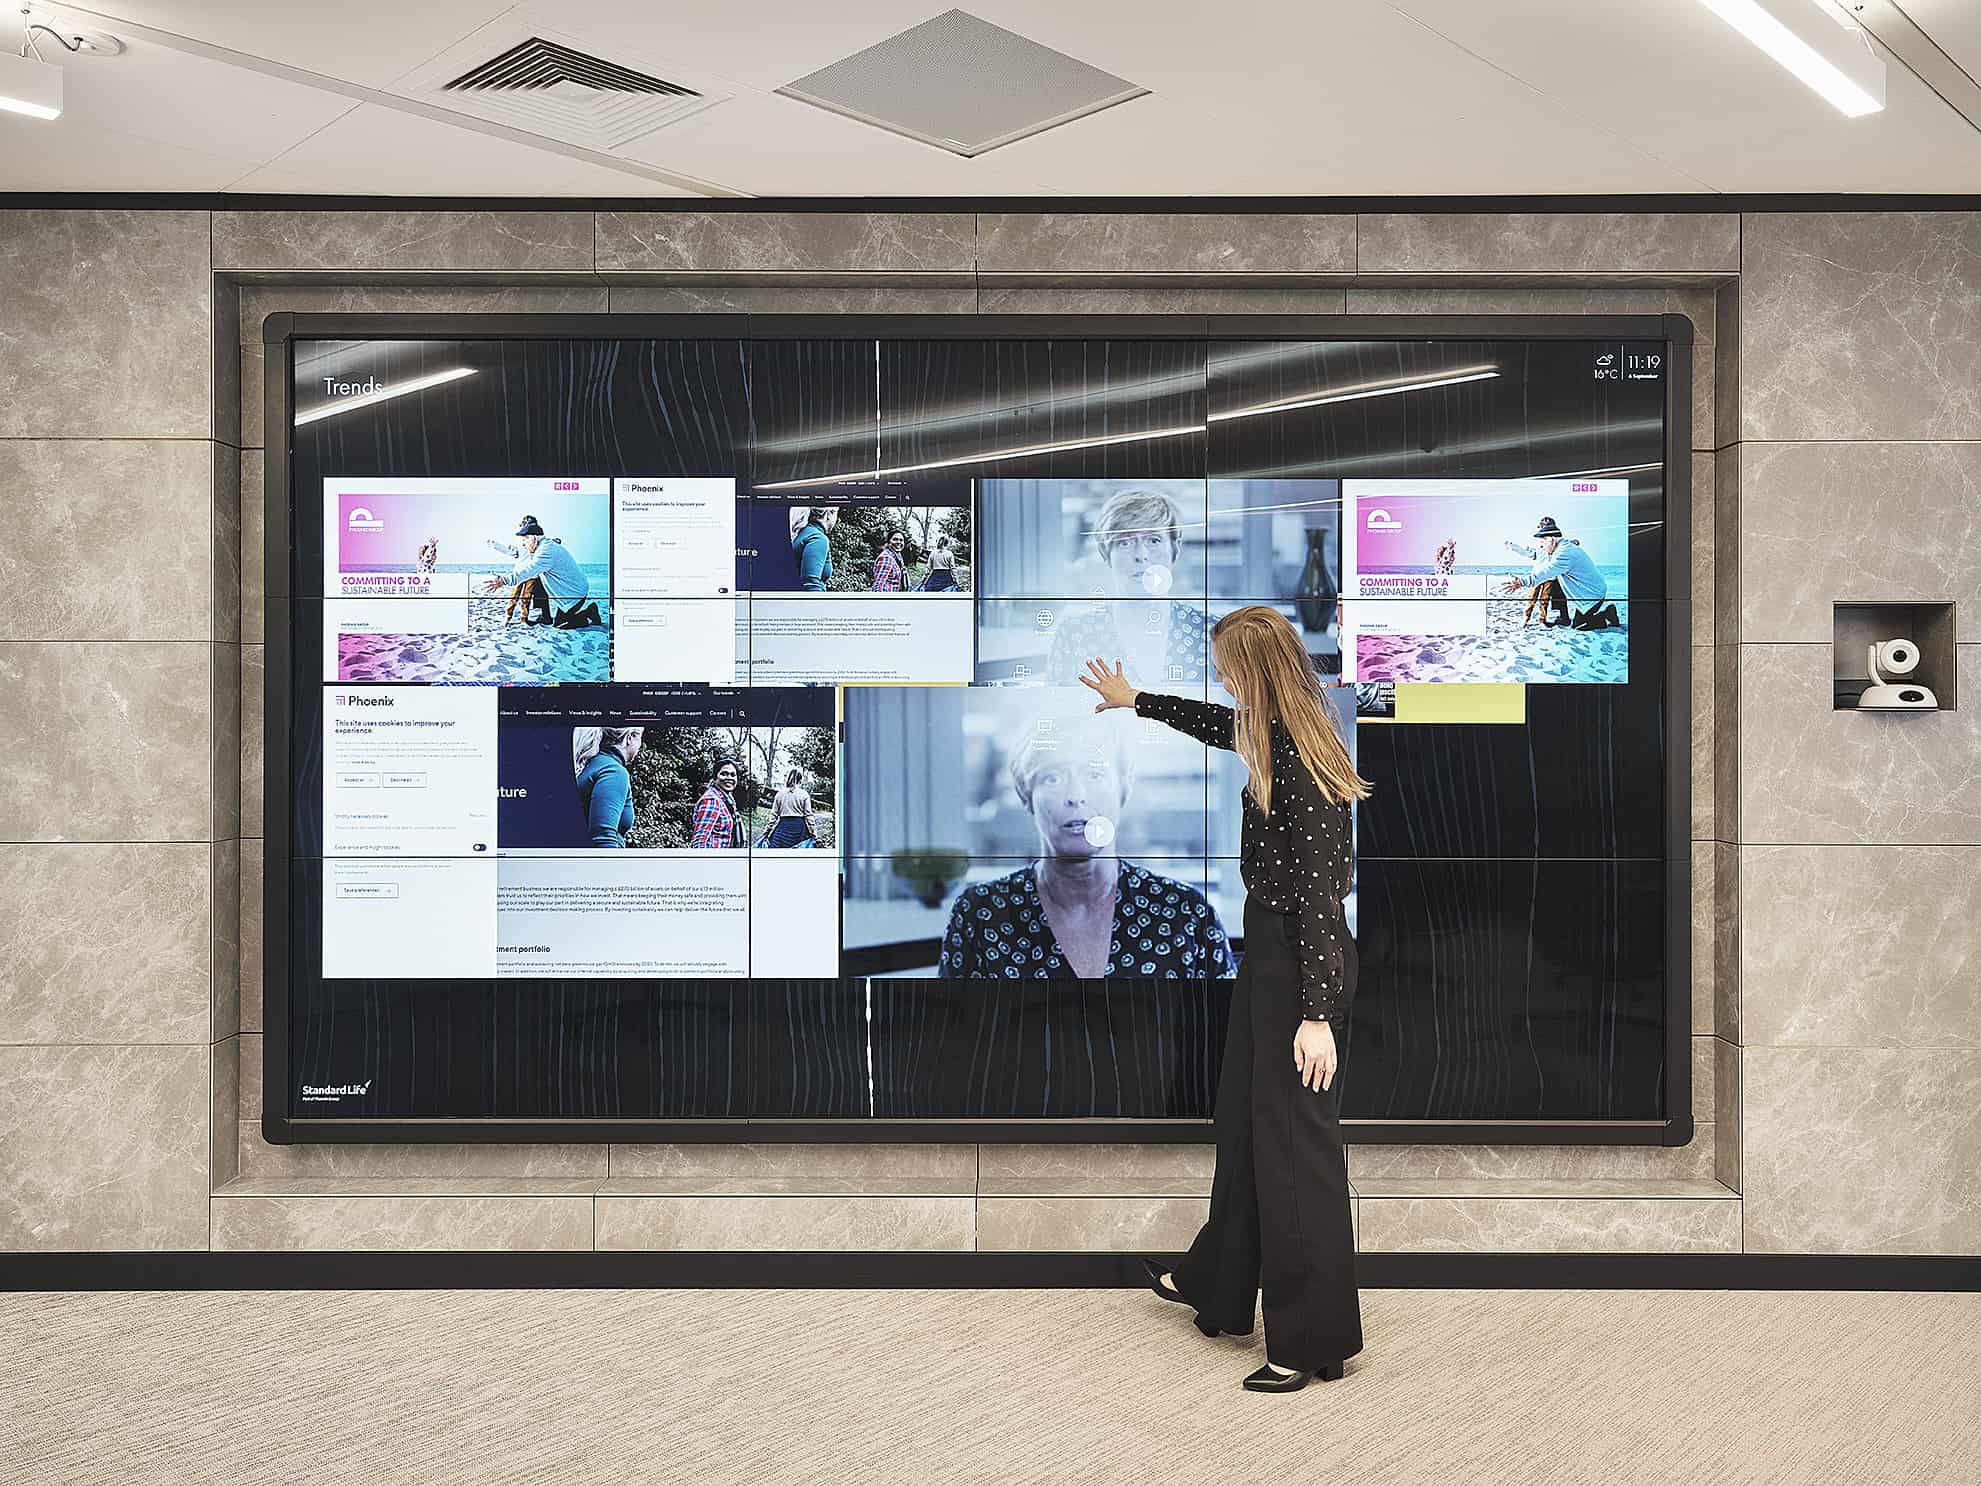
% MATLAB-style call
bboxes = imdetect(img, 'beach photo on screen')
[1340,478,1630,685]
[324,477,612,684]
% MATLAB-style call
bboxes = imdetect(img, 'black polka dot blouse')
[1134,691,1355,1026]
[938,861,1236,981]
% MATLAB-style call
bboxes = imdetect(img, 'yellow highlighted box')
[1389,682,1527,725]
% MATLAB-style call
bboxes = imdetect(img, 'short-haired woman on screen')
[1046,488,1210,688]
[936,719,1234,981]
[1082,604,1367,1393]
[572,726,643,849]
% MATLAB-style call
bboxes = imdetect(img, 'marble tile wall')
[978,212,1354,275]
[595,211,974,275]
[595,1195,974,1251]
[212,1193,597,1251]
[1354,1188,1740,1253]
[213,211,594,273]
[1356,213,1740,276]
[1736,213,1981,443]
[1741,1047,1980,1254]
[0,209,213,438]
[0,208,229,1252]
[11,204,1978,1257]
[0,1044,210,1250]
[1722,209,1981,1256]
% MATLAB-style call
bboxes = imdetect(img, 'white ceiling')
[4,0,1980,196]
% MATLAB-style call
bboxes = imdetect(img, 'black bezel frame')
[263,311,1694,1146]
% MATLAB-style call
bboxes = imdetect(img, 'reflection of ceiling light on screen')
[1695,0,1886,117]
[753,425,1205,490]
[753,369,1501,490]
[293,367,478,425]
[1207,368,1501,422]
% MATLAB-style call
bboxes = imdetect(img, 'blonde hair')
[1210,606,1369,814]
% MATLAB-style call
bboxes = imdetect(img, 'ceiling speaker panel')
[776,9,1148,156]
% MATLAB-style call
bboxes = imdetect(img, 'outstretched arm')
[1135,691,1237,751]
[1078,658,1235,750]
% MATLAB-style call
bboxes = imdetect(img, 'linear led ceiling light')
[0,46,57,117]
[754,366,1503,490]
[3,8,122,120]
[292,367,478,426]
[1695,0,1886,117]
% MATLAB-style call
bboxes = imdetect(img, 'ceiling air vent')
[777,9,1148,157]
[405,23,719,153]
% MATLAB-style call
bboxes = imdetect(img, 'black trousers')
[1173,898,1363,1371]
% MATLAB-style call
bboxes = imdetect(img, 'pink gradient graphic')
[1353,492,1452,570]
[337,493,428,569]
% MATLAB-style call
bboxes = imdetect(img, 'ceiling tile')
[0,112,264,189]
[226,103,702,196]
[62,0,517,90]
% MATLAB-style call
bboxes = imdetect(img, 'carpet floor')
[5,1286,1977,1484]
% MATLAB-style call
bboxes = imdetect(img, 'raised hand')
[1078,657,1140,713]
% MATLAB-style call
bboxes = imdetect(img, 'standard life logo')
[300,1081,373,1102]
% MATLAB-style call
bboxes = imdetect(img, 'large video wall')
[269,319,1686,1139]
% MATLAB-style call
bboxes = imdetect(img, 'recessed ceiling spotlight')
[1695,0,1885,117]
[2,6,122,121]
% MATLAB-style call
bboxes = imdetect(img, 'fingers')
[1295,1033,1336,1092]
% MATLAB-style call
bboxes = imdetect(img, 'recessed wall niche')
[1832,601,1957,711]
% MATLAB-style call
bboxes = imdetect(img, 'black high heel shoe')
[1141,1260,1225,1337]
[1242,1360,1345,1393]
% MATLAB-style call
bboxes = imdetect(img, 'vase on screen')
[1295,529,1337,633]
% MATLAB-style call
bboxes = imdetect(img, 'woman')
[792,508,836,592]
[920,534,958,592]
[871,529,907,592]
[690,759,745,849]
[937,719,1233,981]
[1080,605,1367,1394]
[572,726,642,848]
[766,768,815,849]
[1045,489,1210,687]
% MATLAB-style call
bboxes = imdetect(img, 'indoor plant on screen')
[890,849,969,908]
